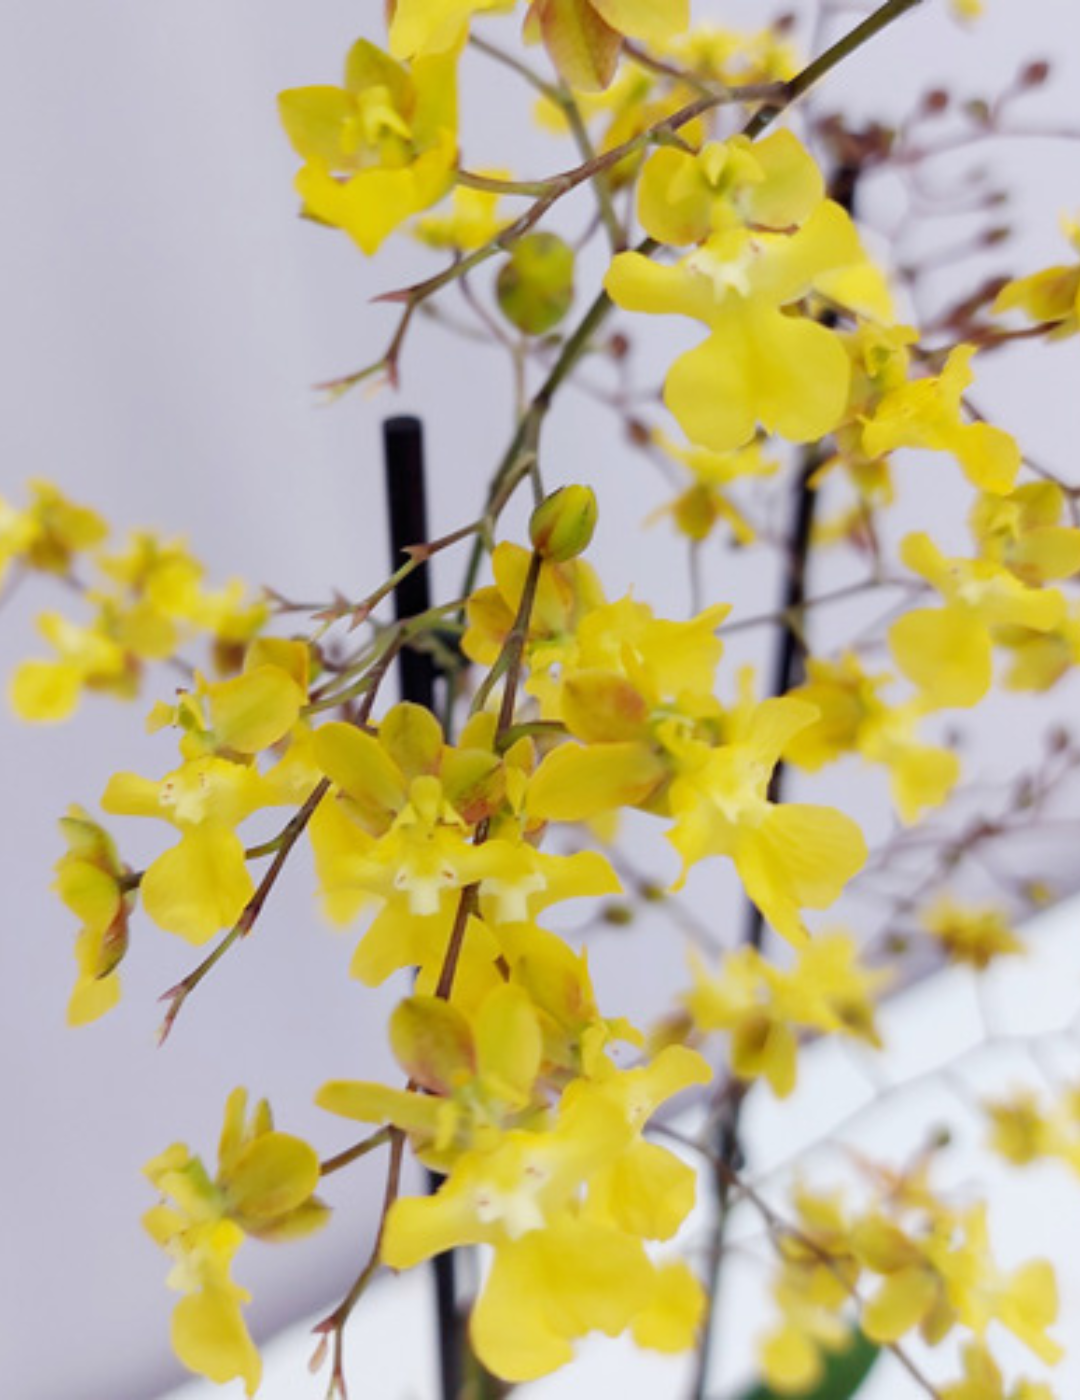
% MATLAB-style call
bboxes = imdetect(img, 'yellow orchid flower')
[785,652,960,824]
[666,696,867,945]
[279,39,458,255]
[861,345,1020,495]
[525,0,689,92]
[144,1089,328,1395]
[993,214,1080,338]
[606,205,866,452]
[0,479,106,586]
[889,532,1065,708]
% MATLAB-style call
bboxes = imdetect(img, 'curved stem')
[156,777,331,1044]
[743,0,927,140]
[320,1127,392,1178]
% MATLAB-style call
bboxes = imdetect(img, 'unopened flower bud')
[496,233,575,335]
[1019,59,1050,88]
[922,87,950,115]
[529,485,598,562]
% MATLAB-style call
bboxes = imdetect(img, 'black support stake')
[383,416,437,709]
[382,416,460,1400]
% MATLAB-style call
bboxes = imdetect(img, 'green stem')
[314,1128,406,1399]
[456,168,551,198]
[560,91,626,252]
[320,1127,392,1177]
[304,603,464,716]
[438,552,543,1002]
[469,32,563,101]
[744,0,927,139]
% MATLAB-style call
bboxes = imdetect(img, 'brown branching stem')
[306,521,483,633]
[657,1126,944,1399]
[313,1127,406,1400]
[320,1127,393,1178]
[157,632,409,1042]
[743,0,927,140]
[470,551,543,720]
[156,776,331,1044]
[716,574,921,639]
[305,608,462,715]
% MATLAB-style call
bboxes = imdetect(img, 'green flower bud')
[529,485,598,562]
[496,233,575,334]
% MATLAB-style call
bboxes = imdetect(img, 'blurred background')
[2,2,1079,1397]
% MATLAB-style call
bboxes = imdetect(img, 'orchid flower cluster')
[9,1,1080,1397]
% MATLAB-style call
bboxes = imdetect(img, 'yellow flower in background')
[10,611,135,722]
[922,895,1024,970]
[985,1083,1080,1180]
[637,132,825,248]
[861,345,1020,495]
[970,482,1080,587]
[985,1089,1059,1168]
[995,595,1080,693]
[146,645,307,763]
[667,696,867,945]
[8,517,268,724]
[785,653,960,824]
[525,0,689,92]
[993,214,1080,338]
[854,1201,1061,1363]
[758,1189,861,1390]
[649,430,779,545]
[0,479,106,587]
[662,21,800,86]
[97,531,267,658]
[388,0,516,59]
[685,933,884,1096]
[889,532,1065,708]
[534,65,693,188]
[927,1205,1061,1364]
[942,1341,1053,1400]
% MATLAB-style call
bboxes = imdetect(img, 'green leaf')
[730,1330,880,1400]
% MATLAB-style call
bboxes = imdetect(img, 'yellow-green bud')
[529,485,598,562]
[496,233,575,335]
